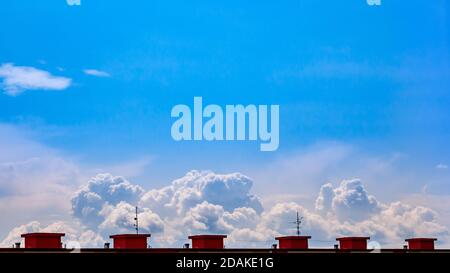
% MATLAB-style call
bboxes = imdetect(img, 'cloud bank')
[2,170,447,248]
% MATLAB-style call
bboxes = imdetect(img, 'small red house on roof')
[336,237,370,250]
[405,238,437,250]
[188,235,227,249]
[275,236,311,249]
[109,234,151,249]
[21,233,65,249]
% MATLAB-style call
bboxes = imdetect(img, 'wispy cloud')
[269,51,450,86]
[436,163,448,170]
[83,69,111,77]
[0,63,72,96]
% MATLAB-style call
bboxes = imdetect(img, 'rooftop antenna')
[291,211,303,236]
[134,206,139,234]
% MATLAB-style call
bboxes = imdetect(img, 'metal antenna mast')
[292,211,303,236]
[134,206,139,234]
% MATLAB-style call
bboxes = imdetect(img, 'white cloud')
[0,123,161,244]
[1,128,449,248]
[69,170,263,245]
[182,201,233,234]
[230,197,448,248]
[66,171,449,248]
[315,183,333,214]
[99,201,164,235]
[0,221,41,247]
[140,170,263,216]
[3,171,449,248]
[71,173,144,228]
[436,163,448,170]
[223,207,259,229]
[251,142,421,210]
[0,220,103,248]
[0,63,71,95]
[256,202,330,243]
[317,179,381,222]
[0,124,84,229]
[83,69,110,77]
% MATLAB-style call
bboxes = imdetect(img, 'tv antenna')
[134,206,139,234]
[292,211,303,236]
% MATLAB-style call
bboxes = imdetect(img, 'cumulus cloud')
[374,202,447,240]
[315,183,334,214]
[1,221,42,247]
[69,170,263,245]
[3,169,449,248]
[83,69,110,77]
[99,201,164,235]
[316,179,380,222]
[0,221,103,248]
[0,63,71,95]
[140,170,263,216]
[230,197,448,248]
[223,207,260,229]
[257,202,330,243]
[182,201,232,234]
[71,173,144,227]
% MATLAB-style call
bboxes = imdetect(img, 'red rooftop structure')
[275,236,311,249]
[336,237,370,250]
[405,238,437,250]
[21,233,65,249]
[188,235,227,249]
[109,234,151,249]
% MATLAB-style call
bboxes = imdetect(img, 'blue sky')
[0,1,450,246]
